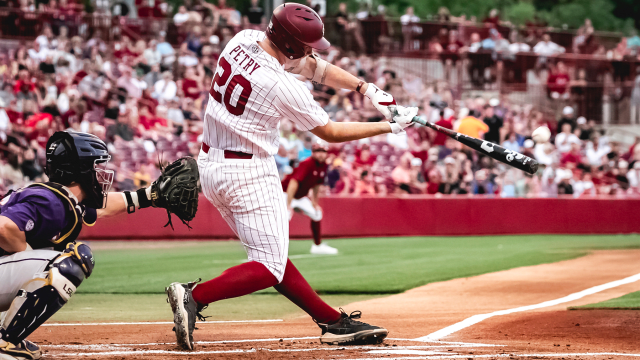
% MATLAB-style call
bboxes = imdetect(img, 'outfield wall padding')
[82,196,640,240]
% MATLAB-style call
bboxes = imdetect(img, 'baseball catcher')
[0,130,199,360]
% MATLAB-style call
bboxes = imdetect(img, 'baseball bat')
[390,106,539,174]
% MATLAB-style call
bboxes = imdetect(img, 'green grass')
[569,291,640,310]
[81,235,640,295]
[53,235,639,322]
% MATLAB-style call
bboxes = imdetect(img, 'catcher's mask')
[45,131,114,209]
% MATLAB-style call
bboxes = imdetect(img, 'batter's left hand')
[364,83,396,119]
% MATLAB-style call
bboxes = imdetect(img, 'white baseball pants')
[286,195,323,222]
[0,250,60,312]
[198,148,289,282]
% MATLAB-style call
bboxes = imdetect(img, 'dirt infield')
[33,250,640,359]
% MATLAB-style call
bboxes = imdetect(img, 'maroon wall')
[81,196,640,240]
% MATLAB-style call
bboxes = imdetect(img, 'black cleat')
[317,309,388,345]
[0,339,42,360]
[165,279,207,350]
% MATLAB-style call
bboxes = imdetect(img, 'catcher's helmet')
[45,131,114,209]
[266,3,330,60]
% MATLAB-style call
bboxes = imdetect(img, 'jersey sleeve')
[273,75,329,131]
[1,191,66,243]
[83,207,97,226]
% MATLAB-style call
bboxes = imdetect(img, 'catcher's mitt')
[150,157,200,229]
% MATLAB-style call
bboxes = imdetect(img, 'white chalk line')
[42,319,282,326]
[341,353,640,360]
[417,272,640,341]
[43,337,502,349]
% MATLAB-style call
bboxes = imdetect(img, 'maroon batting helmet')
[266,3,330,60]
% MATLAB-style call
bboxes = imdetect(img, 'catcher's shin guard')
[0,243,94,344]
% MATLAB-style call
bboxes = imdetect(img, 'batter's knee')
[251,257,287,283]
[309,209,322,222]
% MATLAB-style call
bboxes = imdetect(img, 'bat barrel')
[409,116,539,175]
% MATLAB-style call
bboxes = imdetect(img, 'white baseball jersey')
[202,30,328,156]
[199,30,328,282]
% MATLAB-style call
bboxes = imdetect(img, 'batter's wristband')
[123,191,136,214]
[137,188,153,208]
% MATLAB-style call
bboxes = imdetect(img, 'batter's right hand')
[388,106,418,134]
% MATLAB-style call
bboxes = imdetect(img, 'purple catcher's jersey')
[0,186,96,253]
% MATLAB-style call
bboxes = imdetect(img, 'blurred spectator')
[0,11,636,199]
[557,171,574,195]
[483,101,503,144]
[157,33,177,68]
[457,109,488,139]
[557,106,576,133]
[502,132,520,153]
[433,108,454,147]
[439,156,461,194]
[117,67,144,99]
[354,143,376,169]
[392,152,417,194]
[576,117,595,141]
[555,122,581,154]
[472,169,493,194]
[144,64,162,89]
[334,3,349,46]
[182,66,202,100]
[401,6,421,51]
[152,71,177,102]
[78,67,106,100]
[483,9,500,27]
[585,138,611,167]
[547,61,570,100]
[144,40,162,68]
[107,111,136,142]
[533,34,565,71]
[353,169,376,196]
[35,26,57,50]
[533,34,565,56]
[243,0,264,30]
[578,26,600,55]
[627,162,640,190]
[174,6,190,26]
[507,31,531,54]
[631,67,640,125]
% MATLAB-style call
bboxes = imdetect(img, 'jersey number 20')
[210,57,253,116]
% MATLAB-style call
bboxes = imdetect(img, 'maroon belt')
[202,143,253,159]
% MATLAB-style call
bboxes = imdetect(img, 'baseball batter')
[282,140,336,255]
[166,3,418,350]
[0,131,199,360]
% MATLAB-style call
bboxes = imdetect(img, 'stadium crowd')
[1,2,640,197]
